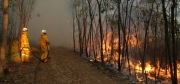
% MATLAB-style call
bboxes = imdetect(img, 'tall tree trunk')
[82,0,87,56]
[117,0,122,71]
[96,0,104,64]
[122,0,129,70]
[75,6,83,56]
[161,0,174,83]
[0,0,8,75]
[82,7,88,57]
[126,0,135,75]
[142,2,154,75]
[171,0,177,83]
[153,4,158,83]
[72,12,76,52]
[87,0,95,58]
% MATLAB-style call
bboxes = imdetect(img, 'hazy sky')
[28,0,73,49]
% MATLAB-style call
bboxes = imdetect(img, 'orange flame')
[94,32,180,83]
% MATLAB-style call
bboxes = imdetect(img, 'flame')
[133,61,180,83]
[93,32,180,83]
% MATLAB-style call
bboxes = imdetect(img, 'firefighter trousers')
[21,48,30,62]
[41,50,48,62]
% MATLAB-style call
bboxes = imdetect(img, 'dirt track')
[0,47,128,84]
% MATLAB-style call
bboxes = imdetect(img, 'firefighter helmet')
[22,28,28,31]
[41,30,46,33]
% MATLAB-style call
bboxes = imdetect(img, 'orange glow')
[94,32,180,83]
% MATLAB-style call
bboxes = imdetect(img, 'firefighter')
[39,30,50,62]
[20,28,30,62]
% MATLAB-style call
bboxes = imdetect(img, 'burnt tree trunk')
[171,0,177,83]
[96,0,104,64]
[161,0,174,83]
[117,0,122,71]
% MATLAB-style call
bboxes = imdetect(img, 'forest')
[0,0,180,84]
[71,0,180,83]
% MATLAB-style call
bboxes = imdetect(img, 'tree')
[0,0,3,42]
[70,0,180,83]
[96,0,104,64]
[87,0,96,60]
[0,0,8,75]
[170,0,178,83]
[161,0,178,83]
[117,0,122,72]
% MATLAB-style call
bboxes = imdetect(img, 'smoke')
[28,0,73,49]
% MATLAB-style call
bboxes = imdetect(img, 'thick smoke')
[28,0,73,49]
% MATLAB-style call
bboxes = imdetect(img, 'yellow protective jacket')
[39,33,49,51]
[20,31,30,49]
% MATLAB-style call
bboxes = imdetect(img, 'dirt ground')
[0,47,129,84]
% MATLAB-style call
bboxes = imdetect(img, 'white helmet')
[22,28,28,31]
[41,30,46,33]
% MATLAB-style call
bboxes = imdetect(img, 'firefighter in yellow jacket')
[20,28,30,62]
[39,30,50,62]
